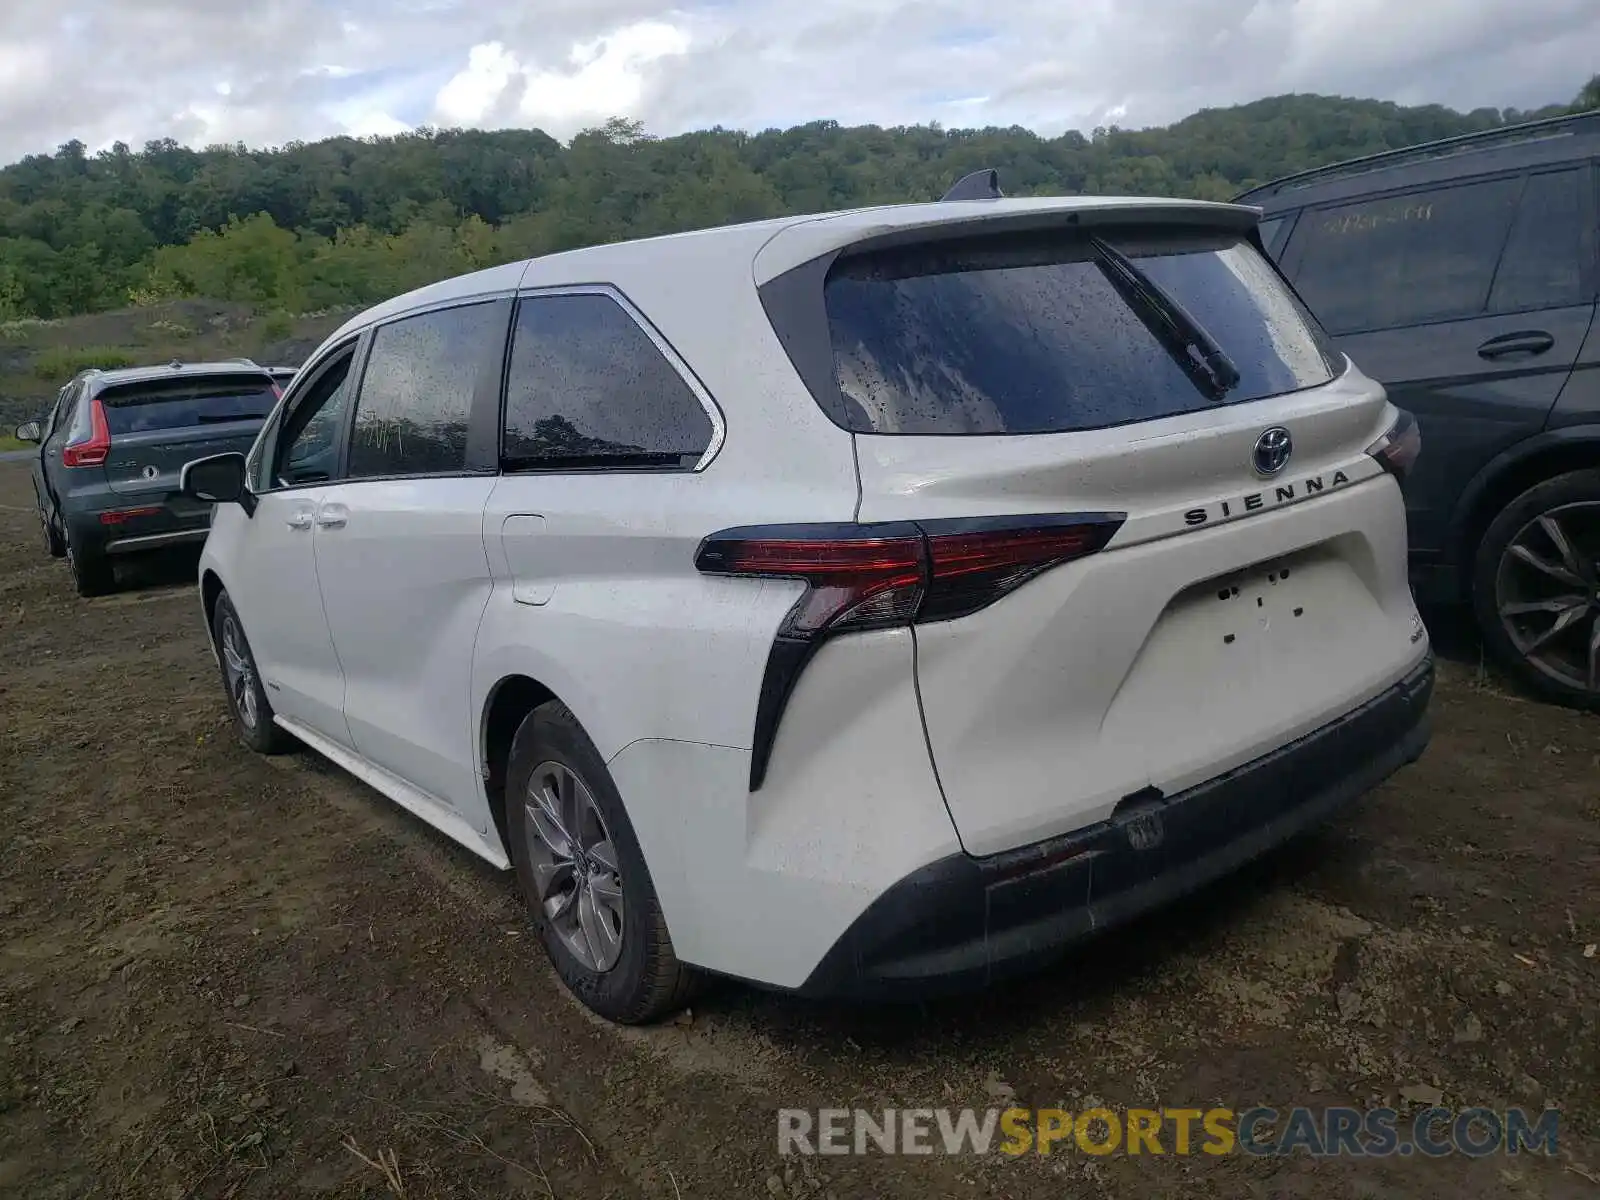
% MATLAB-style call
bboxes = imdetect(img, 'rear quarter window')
[822,229,1339,435]
[97,374,279,435]
[1285,177,1522,334]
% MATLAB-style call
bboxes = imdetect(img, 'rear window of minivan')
[98,374,280,435]
[823,229,1341,435]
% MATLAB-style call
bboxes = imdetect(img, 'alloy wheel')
[521,760,625,973]
[219,614,260,730]
[1494,501,1600,695]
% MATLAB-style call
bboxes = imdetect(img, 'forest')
[1,75,1597,322]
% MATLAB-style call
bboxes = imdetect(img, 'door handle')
[286,511,314,530]
[1477,330,1554,359]
[314,504,348,530]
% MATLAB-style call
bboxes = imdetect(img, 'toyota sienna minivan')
[180,189,1435,1023]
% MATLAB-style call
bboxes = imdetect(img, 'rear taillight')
[695,513,1125,789]
[62,398,111,468]
[1366,409,1420,484]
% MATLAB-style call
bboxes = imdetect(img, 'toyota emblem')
[1253,426,1293,477]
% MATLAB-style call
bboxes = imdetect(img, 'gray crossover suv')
[16,360,282,596]
[1237,109,1600,709]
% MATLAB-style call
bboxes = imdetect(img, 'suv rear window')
[97,374,279,435]
[822,229,1340,435]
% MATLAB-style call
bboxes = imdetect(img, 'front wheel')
[505,701,697,1024]
[212,593,293,754]
[1472,469,1600,711]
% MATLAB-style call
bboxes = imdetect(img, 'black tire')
[211,593,293,754]
[66,538,114,597]
[505,700,697,1024]
[1471,468,1600,711]
[37,495,65,559]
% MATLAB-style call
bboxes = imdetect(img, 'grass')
[31,345,137,380]
[0,433,29,453]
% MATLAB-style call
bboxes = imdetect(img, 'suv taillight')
[1366,409,1420,484]
[62,398,111,468]
[695,513,1125,788]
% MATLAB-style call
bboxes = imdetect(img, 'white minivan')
[183,191,1434,1023]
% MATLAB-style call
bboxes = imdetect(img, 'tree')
[0,77,1593,320]
[1575,74,1600,112]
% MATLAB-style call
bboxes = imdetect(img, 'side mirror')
[14,421,41,443]
[181,452,256,515]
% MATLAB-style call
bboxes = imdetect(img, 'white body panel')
[313,477,500,821]
[606,631,959,989]
[211,489,352,745]
[854,362,1430,855]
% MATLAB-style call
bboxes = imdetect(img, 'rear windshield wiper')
[502,450,692,471]
[1088,235,1242,401]
[195,412,269,424]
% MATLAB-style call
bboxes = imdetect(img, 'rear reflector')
[62,398,111,468]
[1366,408,1420,484]
[99,506,163,525]
[695,513,1125,789]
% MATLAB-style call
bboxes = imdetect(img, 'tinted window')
[1258,217,1287,259]
[1489,169,1589,313]
[97,374,278,435]
[503,293,714,468]
[60,384,89,444]
[1290,178,1521,334]
[269,348,355,487]
[823,230,1337,436]
[347,302,504,478]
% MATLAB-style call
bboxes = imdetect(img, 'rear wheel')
[1472,469,1600,711]
[37,496,64,558]
[212,593,293,754]
[65,537,114,597]
[505,701,697,1024]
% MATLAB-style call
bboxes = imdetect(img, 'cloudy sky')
[0,0,1595,164]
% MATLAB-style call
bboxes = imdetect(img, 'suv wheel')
[212,593,293,754]
[1472,469,1600,710]
[37,499,64,559]
[505,701,697,1024]
[65,538,114,597]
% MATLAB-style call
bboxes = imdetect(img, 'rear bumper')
[66,509,210,556]
[798,652,1434,1000]
[104,527,209,555]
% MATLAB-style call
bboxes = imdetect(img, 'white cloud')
[0,0,1594,164]
[519,20,690,131]
[436,41,522,126]
[431,22,692,138]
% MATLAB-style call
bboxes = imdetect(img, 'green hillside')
[2,79,1595,325]
[1,76,1597,429]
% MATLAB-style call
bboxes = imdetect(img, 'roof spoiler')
[940,168,1003,202]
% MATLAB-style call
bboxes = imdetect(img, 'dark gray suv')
[16,360,281,596]
[1238,109,1600,709]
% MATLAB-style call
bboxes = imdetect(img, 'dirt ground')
[1,459,1596,1200]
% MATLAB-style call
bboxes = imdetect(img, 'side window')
[502,292,714,469]
[1257,216,1287,260]
[346,301,505,479]
[1288,177,1522,334]
[1489,169,1590,313]
[62,384,94,444]
[269,345,356,488]
[41,388,67,440]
